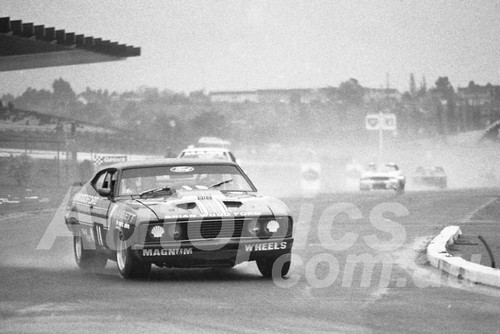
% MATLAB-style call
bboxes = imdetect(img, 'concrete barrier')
[427,226,500,288]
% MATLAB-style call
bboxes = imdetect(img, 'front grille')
[142,216,292,244]
[195,218,245,239]
[143,218,245,244]
[200,219,222,238]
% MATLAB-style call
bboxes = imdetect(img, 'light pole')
[378,111,384,164]
[365,111,396,165]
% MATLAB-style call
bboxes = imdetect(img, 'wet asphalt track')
[1,188,499,333]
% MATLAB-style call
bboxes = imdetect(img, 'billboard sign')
[365,114,396,130]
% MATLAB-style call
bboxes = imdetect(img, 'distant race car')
[359,163,406,193]
[65,159,293,279]
[178,147,238,163]
[412,166,447,189]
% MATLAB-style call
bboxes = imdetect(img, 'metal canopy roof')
[0,17,140,72]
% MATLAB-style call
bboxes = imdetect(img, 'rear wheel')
[116,231,151,279]
[256,251,291,278]
[74,231,107,272]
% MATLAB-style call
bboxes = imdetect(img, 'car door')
[90,169,116,248]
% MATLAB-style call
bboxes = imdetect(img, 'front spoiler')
[360,180,400,190]
[131,237,294,266]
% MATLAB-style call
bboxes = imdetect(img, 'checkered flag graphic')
[94,156,104,165]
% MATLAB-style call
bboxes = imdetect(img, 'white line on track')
[459,196,498,223]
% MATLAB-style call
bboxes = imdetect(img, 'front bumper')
[131,237,294,267]
[359,178,405,190]
[360,178,401,190]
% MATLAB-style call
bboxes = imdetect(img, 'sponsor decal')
[117,220,130,229]
[151,226,165,238]
[170,166,195,173]
[232,211,262,216]
[120,211,136,224]
[142,248,193,256]
[244,241,287,252]
[266,220,280,233]
[164,211,262,219]
[74,193,99,206]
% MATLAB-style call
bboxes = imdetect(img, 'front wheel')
[256,251,291,278]
[74,231,107,272]
[395,181,405,194]
[116,232,151,279]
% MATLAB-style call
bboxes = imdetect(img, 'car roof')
[102,158,238,170]
[180,147,231,153]
[415,166,444,169]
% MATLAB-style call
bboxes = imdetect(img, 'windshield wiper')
[211,179,233,188]
[139,186,172,197]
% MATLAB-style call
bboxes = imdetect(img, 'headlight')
[247,220,260,236]
[246,217,292,238]
[149,223,182,241]
[256,217,290,239]
[146,222,184,243]
[166,224,183,240]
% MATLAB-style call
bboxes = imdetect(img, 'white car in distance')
[178,147,238,163]
[359,162,406,193]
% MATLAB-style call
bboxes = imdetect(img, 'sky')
[1,0,499,96]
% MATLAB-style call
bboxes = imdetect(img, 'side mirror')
[97,188,112,197]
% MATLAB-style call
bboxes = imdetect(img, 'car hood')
[119,189,289,221]
[361,171,402,178]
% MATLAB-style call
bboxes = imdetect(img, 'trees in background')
[337,78,365,106]
[431,76,457,135]
[52,77,77,111]
[1,75,498,153]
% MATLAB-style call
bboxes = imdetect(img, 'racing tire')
[116,231,151,279]
[395,181,405,194]
[256,251,291,278]
[74,232,107,272]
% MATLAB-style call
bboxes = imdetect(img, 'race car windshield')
[118,165,254,195]
[182,152,227,160]
[379,165,398,172]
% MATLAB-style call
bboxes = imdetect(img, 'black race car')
[65,159,293,279]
